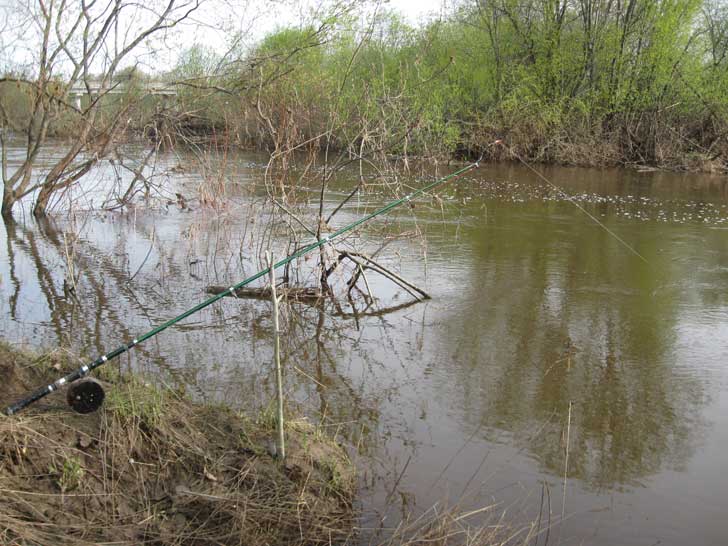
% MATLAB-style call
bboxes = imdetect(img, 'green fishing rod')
[4,157,482,416]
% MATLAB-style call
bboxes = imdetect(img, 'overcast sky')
[192,0,450,44]
[0,0,452,76]
[163,0,452,71]
[376,0,448,21]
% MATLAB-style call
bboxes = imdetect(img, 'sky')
[199,0,451,46]
[374,0,448,21]
[0,0,452,76]
[169,0,452,71]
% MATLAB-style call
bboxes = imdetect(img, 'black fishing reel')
[66,379,106,414]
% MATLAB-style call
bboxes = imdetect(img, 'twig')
[384,455,412,505]
[559,401,573,544]
[270,197,317,237]
[127,226,155,284]
[267,251,285,461]
[342,251,431,300]
[358,264,374,303]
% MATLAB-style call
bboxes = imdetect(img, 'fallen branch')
[206,285,323,303]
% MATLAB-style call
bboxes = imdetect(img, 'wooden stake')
[266,252,285,460]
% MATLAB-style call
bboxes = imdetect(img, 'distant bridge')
[68,79,177,108]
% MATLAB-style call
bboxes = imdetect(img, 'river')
[1,142,728,545]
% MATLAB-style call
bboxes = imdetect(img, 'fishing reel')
[66,379,106,414]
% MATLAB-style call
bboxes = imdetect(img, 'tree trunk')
[33,185,53,217]
[2,189,16,219]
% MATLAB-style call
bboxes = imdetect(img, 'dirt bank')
[0,342,355,545]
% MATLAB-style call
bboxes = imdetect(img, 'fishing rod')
[4,157,483,416]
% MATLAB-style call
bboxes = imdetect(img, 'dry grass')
[0,342,355,546]
[368,499,543,546]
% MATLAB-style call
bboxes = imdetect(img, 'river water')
[1,142,728,545]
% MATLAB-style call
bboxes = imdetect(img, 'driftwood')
[206,285,324,303]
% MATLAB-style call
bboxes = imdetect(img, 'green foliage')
[174,45,221,80]
[168,44,232,128]
[4,0,717,167]
[0,77,34,128]
[106,378,165,427]
[212,0,727,166]
[49,456,85,493]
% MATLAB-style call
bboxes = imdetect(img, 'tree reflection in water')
[435,198,710,490]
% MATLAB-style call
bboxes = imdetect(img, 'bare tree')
[0,0,202,219]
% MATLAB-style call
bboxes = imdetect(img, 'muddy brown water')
[1,142,728,545]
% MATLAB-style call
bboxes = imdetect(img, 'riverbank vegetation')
[173,0,728,172]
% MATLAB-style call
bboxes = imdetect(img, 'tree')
[0,0,202,219]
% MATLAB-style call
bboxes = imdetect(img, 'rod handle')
[5,385,51,415]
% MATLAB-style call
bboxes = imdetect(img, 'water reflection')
[2,216,169,368]
[426,193,715,490]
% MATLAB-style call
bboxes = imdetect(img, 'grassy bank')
[0,342,355,545]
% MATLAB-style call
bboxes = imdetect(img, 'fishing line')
[498,141,649,264]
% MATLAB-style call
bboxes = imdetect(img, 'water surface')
[1,143,727,545]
